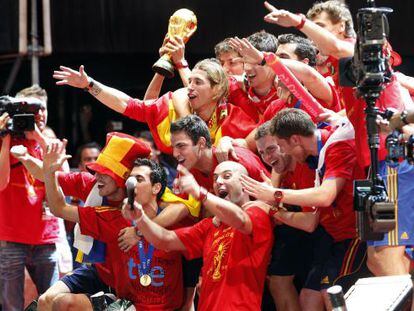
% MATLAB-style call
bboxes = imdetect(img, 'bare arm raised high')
[263,1,354,59]
[53,65,130,114]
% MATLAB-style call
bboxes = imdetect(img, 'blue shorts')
[60,264,112,295]
[368,161,414,256]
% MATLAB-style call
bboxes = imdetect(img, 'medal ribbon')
[137,205,161,278]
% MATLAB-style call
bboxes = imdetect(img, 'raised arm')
[122,201,186,252]
[165,36,191,88]
[144,35,191,101]
[144,74,166,101]
[176,165,253,234]
[43,140,78,222]
[264,2,354,58]
[229,37,333,105]
[11,138,71,182]
[11,148,44,181]
[53,65,130,114]
[279,58,333,104]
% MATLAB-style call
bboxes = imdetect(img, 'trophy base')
[152,58,175,79]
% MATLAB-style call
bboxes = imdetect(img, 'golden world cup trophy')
[152,9,197,78]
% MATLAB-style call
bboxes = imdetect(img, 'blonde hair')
[16,84,48,105]
[193,58,229,102]
[307,0,355,38]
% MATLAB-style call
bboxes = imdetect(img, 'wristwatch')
[174,59,189,69]
[269,190,284,217]
[274,190,284,204]
[400,110,409,125]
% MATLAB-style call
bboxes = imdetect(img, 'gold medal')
[140,274,152,287]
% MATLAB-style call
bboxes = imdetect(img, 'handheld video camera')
[0,96,43,138]
[339,2,393,97]
[344,0,396,241]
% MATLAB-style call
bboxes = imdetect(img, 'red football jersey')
[175,206,273,311]
[0,138,59,245]
[342,76,404,169]
[58,172,116,290]
[317,130,364,242]
[79,207,183,310]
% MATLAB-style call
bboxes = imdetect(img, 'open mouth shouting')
[188,92,197,100]
[217,188,229,199]
[271,159,279,168]
[246,72,257,84]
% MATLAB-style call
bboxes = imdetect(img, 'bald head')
[215,161,248,176]
[212,161,249,204]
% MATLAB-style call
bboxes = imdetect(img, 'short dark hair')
[247,30,278,53]
[133,158,167,200]
[75,142,102,166]
[254,121,272,141]
[170,115,212,148]
[270,108,316,139]
[214,38,239,58]
[277,34,317,67]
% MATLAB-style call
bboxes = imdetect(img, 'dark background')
[0,0,413,155]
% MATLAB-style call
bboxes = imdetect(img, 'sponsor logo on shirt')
[128,258,165,287]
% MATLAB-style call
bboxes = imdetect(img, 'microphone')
[125,177,137,210]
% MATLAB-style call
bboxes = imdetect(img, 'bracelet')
[198,186,209,203]
[83,78,94,92]
[295,14,306,30]
[174,59,189,69]
[400,110,409,125]
[259,55,266,66]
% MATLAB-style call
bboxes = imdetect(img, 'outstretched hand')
[53,65,90,89]
[240,174,276,204]
[263,1,302,28]
[229,37,264,65]
[176,164,200,198]
[43,139,71,175]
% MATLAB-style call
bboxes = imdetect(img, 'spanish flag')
[161,187,201,218]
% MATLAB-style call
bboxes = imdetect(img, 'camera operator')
[0,85,59,310]
[332,1,414,279]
